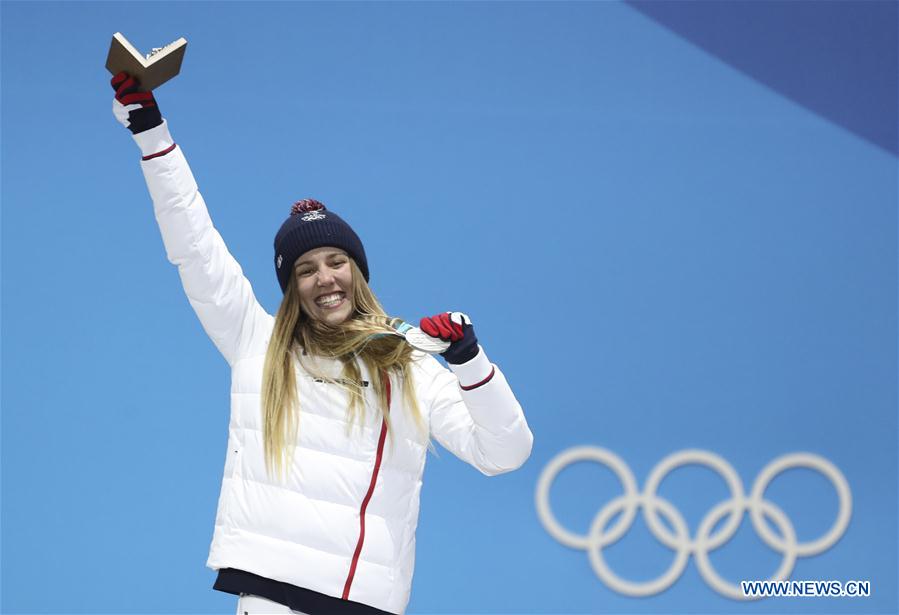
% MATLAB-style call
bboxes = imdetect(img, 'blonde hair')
[261,258,435,481]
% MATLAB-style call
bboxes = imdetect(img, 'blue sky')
[2,2,896,614]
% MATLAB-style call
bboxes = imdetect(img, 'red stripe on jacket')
[141,143,177,161]
[460,365,495,390]
[342,373,390,600]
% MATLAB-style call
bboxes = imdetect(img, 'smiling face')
[294,247,355,326]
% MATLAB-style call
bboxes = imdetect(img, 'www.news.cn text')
[741,580,870,598]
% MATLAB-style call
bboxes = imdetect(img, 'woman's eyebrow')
[295,253,347,268]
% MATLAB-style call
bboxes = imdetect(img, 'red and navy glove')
[419,311,479,365]
[110,71,162,134]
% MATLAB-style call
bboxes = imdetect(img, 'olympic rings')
[535,446,852,600]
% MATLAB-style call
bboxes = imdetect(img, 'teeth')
[316,293,344,306]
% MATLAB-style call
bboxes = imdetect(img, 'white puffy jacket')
[131,121,534,614]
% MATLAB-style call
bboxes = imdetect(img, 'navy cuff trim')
[141,143,177,160]
[460,365,495,391]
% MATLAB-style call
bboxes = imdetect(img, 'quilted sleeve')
[422,348,533,476]
[133,120,270,366]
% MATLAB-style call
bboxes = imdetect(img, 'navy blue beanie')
[273,199,369,293]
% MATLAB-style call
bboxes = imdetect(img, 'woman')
[111,72,533,615]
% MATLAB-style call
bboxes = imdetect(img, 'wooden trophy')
[105,32,187,91]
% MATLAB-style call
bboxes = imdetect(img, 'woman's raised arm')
[112,72,270,366]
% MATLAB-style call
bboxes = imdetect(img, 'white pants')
[236,593,309,615]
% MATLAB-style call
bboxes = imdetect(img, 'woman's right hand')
[110,71,163,135]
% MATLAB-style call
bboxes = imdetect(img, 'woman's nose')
[315,267,335,285]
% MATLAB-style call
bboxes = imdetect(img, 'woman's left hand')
[419,311,479,365]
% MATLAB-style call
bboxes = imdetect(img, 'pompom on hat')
[273,199,369,293]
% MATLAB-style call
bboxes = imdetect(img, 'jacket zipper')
[342,372,390,600]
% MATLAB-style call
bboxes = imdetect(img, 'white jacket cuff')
[447,345,493,388]
[132,119,174,158]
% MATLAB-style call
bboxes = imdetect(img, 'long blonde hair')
[261,258,434,481]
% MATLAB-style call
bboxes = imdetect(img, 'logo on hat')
[301,211,326,222]
[277,254,283,269]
